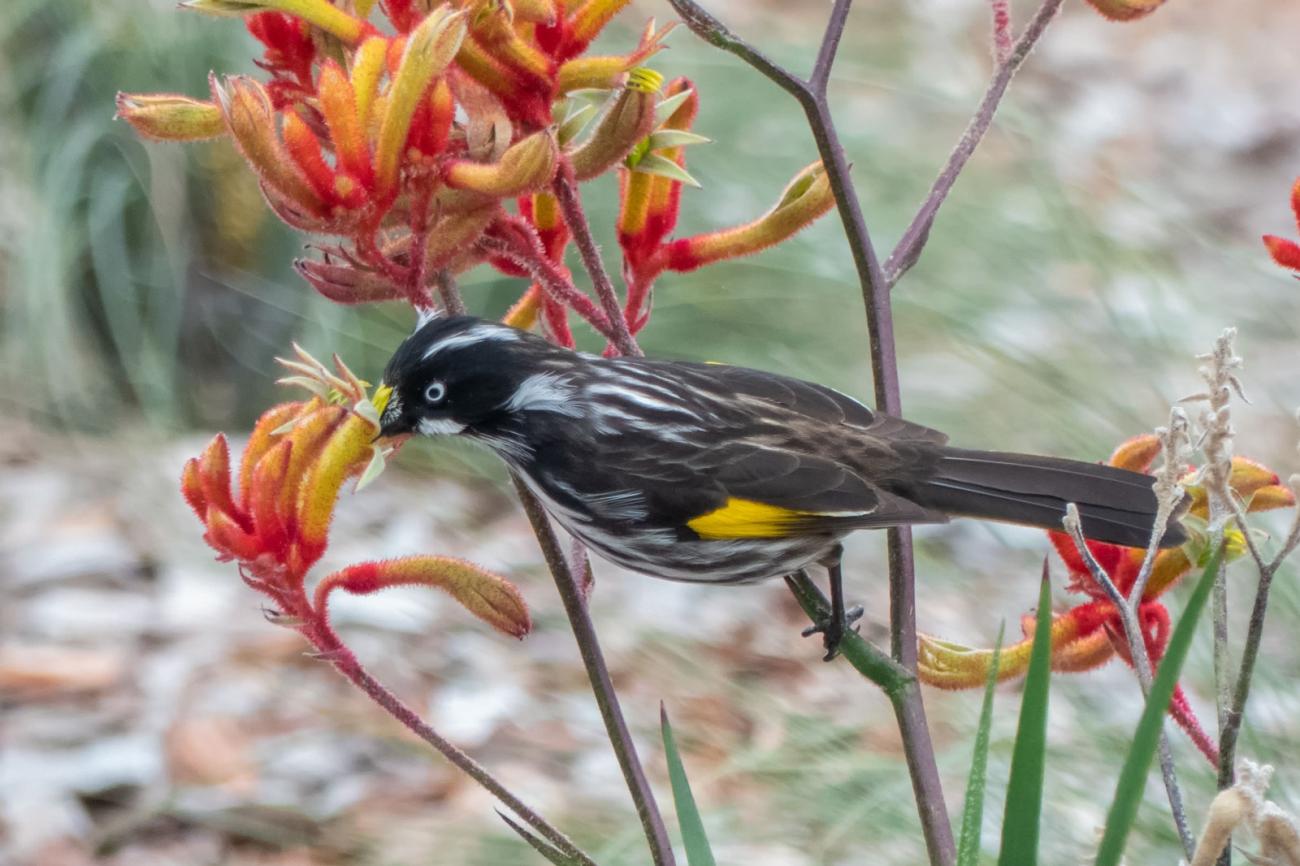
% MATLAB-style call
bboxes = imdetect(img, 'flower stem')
[666,3,954,862]
[883,0,1066,285]
[552,161,642,357]
[311,630,596,865]
[511,475,676,866]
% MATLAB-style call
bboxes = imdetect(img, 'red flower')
[1263,178,1300,274]
[920,434,1295,764]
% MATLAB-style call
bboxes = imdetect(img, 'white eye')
[423,381,447,404]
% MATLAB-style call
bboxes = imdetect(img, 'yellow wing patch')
[687,497,845,539]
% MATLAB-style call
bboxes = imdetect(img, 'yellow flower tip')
[371,384,393,416]
[317,556,532,639]
[626,66,663,94]
[116,92,225,142]
[444,129,558,198]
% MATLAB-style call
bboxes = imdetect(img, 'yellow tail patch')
[687,497,818,539]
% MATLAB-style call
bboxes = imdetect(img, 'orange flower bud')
[316,60,373,188]
[248,440,293,552]
[1082,0,1167,20]
[238,401,306,505]
[666,160,834,271]
[445,129,558,198]
[567,0,634,49]
[197,434,237,517]
[567,70,660,181]
[1108,433,1161,474]
[211,74,326,214]
[502,285,543,330]
[281,110,339,204]
[115,92,225,141]
[315,556,532,638]
[182,0,368,45]
[375,7,467,195]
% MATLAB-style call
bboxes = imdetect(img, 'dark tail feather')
[909,447,1186,549]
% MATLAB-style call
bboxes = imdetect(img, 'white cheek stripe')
[417,418,466,436]
[421,325,519,360]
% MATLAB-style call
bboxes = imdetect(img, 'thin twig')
[510,475,676,866]
[434,268,467,316]
[883,0,1066,286]
[1215,474,1300,791]
[666,3,954,862]
[1063,506,1195,857]
[552,161,642,357]
[319,639,597,865]
[477,228,616,338]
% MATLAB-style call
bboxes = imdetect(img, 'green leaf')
[655,88,694,125]
[997,564,1054,866]
[632,153,701,188]
[496,810,582,866]
[661,706,716,866]
[1095,543,1224,866]
[646,129,711,151]
[958,623,1005,866]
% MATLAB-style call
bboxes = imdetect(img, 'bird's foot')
[801,604,865,661]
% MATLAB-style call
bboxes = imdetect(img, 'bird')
[376,315,1185,658]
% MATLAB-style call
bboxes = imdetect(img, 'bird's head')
[376,315,570,440]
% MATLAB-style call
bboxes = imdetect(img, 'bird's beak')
[373,384,409,439]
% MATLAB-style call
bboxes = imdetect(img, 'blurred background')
[2,0,1299,863]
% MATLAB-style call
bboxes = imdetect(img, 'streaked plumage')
[378,316,1184,606]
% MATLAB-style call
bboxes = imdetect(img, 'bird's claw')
[802,604,865,661]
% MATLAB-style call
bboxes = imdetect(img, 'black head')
[377,315,572,440]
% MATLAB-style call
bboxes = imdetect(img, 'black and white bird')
[377,315,1183,656]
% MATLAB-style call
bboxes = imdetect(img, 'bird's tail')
[908,447,1186,549]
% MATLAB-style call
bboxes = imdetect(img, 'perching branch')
[511,476,676,866]
[666,2,953,863]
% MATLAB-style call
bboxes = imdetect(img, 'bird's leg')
[799,544,864,661]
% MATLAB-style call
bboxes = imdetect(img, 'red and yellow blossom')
[918,434,1295,763]
[181,347,531,646]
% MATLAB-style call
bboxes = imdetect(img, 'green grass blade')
[997,563,1055,866]
[958,623,1005,866]
[1095,543,1224,866]
[661,705,717,866]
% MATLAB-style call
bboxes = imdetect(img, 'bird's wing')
[666,361,950,444]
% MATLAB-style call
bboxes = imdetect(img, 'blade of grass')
[661,705,716,866]
[1095,543,1224,866]
[997,562,1054,866]
[958,623,1005,866]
